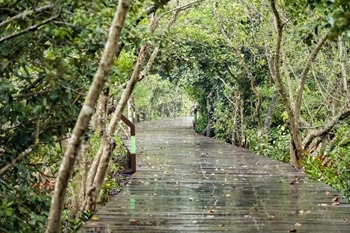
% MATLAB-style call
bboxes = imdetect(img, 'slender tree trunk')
[173,100,177,118]
[193,104,198,129]
[294,32,329,129]
[83,43,149,212]
[82,0,188,212]
[264,90,279,133]
[338,39,348,94]
[127,95,135,123]
[240,96,246,147]
[232,95,239,145]
[270,0,304,167]
[81,91,108,211]
[206,92,213,137]
[212,2,262,129]
[45,2,131,232]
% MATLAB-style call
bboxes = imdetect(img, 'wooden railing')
[121,115,136,173]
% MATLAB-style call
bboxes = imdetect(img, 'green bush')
[246,126,290,163]
[304,125,350,200]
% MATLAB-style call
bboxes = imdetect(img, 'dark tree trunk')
[264,90,279,133]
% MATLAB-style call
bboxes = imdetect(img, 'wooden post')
[121,115,136,173]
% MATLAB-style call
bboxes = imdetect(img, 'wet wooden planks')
[82,117,350,232]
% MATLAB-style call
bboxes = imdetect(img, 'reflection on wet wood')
[82,117,350,232]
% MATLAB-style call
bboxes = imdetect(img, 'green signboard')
[130,136,136,154]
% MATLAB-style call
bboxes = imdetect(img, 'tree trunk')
[206,92,213,137]
[264,90,278,133]
[232,95,239,145]
[45,1,131,232]
[128,95,135,123]
[239,96,246,147]
[270,0,305,167]
[294,32,329,130]
[212,3,262,129]
[338,39,348,94]
[83,43,149,212]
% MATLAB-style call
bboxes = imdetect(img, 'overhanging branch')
[0,14,59,43]
[0,4,54,28]
[303,105,350,149]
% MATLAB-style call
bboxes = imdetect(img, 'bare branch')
[215,76,236,105]
[0,145,38,177]
[0,14,59,43]
[0,4,54,28]
[213,1,263,128]
[303,105,350,149]
[15,90,51,99]
[53,20,78,29]
[312,70,343,103]
[158,0,204,20]
[140,6,182,81]
[294,31,329,126]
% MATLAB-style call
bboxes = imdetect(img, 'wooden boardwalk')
[83,117,350,232]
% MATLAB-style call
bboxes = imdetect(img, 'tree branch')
[303,105,350,150]
[215,76,236,105]
[270,0,296,128]
[213,1,263,128]
[0,4,54,28]
[0,14,59,43]
[15,90,51,99]
[294,31,329,127]
[46,0,131,231]
[158,0,204,20]
[0,145,38,177]
[271,0,305,165]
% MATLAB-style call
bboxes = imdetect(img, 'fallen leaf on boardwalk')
[268,214,275,219]
[91,216,99,221]
[129,219,140,225]
[244,214,252,218]
[87,222,100,227]
[208,209,216,214]
[219,224,225,227]
[318,203,328,207]
[332,197,339,202]
[289,229,297,232]
[294,223,302,227]
[192,220,198,224]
